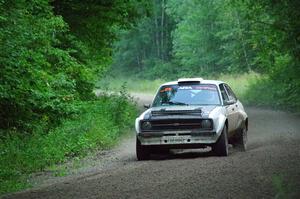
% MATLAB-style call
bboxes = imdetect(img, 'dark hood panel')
[148,105,217,119]
[151,109,202,116]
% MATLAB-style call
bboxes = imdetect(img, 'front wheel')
[213,126,229,156]
[235,126,247,151]
[136,137,150,161]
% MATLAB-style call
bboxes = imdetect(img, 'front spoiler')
[138,130,219,146]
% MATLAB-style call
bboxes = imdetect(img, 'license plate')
[164,137,185,144]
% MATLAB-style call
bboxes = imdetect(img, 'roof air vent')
[177,78,203,84]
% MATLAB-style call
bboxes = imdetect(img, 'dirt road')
[3,93,300,199]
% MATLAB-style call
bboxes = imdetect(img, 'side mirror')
[144,104,150,109]
[224,99,235,105]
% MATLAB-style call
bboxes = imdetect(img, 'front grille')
[151,109,202,116]
[141,119,212,131]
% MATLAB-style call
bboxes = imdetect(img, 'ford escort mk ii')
[135,78,248,160]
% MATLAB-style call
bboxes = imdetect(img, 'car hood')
[141,105,218,120]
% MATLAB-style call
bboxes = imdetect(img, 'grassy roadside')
[99,72,299,111]
[97,78,164,94]
[97,72,260,101]
[0,93,138,195]
[216,73,259,101]
[99,71,300,113]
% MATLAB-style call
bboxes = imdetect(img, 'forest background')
[0,0,299,194]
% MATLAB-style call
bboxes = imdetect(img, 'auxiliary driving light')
[201,119,212,129]
[142,121,152,130]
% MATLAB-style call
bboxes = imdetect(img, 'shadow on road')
[149,148,215,160]
[142,144,249,161]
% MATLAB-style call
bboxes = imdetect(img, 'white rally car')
[135,78,248,160]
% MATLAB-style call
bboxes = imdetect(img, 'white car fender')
[209,106,227,136]
[236,100,248,129]
[135,118,140,134]
[135,109,151,134]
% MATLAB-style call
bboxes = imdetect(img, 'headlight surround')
[141,121,152,130]
[201,119,213,129]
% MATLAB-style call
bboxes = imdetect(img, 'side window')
[224,84,237,102]
[219,84,229,102]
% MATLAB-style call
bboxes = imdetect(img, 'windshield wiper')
[167,101,189,106]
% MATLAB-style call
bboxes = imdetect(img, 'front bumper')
[138,130,219,146]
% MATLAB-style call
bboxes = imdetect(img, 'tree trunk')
[154,1,160,59]
[236,12,251,71]
[161,0,165,60]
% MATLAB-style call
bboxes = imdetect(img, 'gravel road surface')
[3,93,300,199]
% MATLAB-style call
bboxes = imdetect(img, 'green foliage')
[111,0,174,76]
[245,76,300,112]
[0,94,138,194]
[1,0,300,195]
[0,0,143,195]
[112,0,256,77]
[97,77,164,94]
[111,0,300,112]
[145,60,182,80]
[0,0,144,132]
[0,0,93,132]
[171,0,224,74]
[242,0,300,112]
[52,0,148,72]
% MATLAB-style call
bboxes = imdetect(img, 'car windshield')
[152,84,221,107]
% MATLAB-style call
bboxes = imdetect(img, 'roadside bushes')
[0,0,96,133]
[0,0,143,195]
[245,70,300,112]
[0,94,138,194]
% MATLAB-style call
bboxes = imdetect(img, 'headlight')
[141,121,152,130]
[201,119,212,129]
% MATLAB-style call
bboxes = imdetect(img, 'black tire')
[235,126,247,151]
[213,126,229,156]
[136,137,150,160]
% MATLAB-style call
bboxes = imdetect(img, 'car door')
[219,84,236,134]
[224,84,239,134]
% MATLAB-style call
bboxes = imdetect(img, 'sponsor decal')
[178,86,192,90]
[160,85,217,92]
[178,85,217,90]
[193,86,217,90]
[160,87,172,92]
